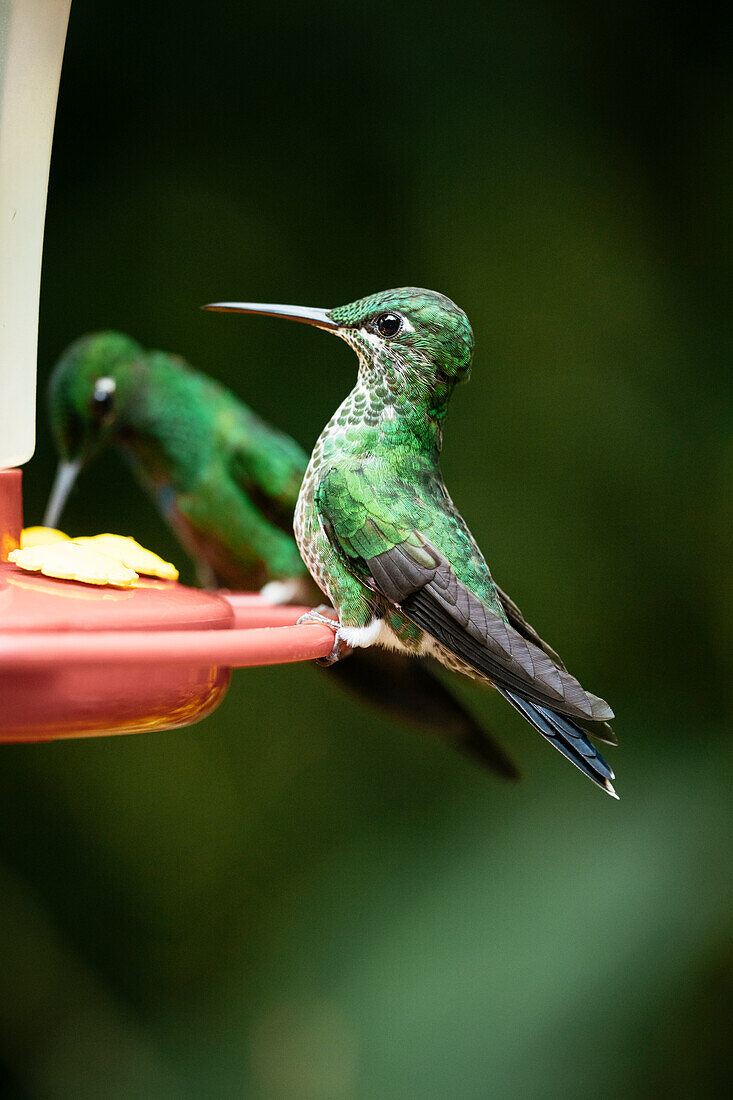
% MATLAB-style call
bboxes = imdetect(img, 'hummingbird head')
[329,287,474,389]
[204,287,474,404]
[45,331,145,526]
[48,331,144,463]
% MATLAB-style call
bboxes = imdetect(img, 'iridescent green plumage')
[47,331,306,588]
[46,330,521,779]
[208,288,618,796]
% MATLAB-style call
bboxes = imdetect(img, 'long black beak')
[202,302,338,329]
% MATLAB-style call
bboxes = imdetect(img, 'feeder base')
[0,468,232,741]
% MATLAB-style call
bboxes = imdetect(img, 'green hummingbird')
[45,331,521,778]
[45,332,309,592]
[204,289,618,796]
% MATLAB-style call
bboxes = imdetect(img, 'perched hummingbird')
[204,290,618,796]
[45,331,520,777]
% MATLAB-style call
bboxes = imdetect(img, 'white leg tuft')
[340,618,384,649]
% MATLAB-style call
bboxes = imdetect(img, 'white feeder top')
[0,0,71,468]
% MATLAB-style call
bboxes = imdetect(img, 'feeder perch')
[0,2,334,742]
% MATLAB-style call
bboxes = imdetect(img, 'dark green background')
[3,1,731,1096]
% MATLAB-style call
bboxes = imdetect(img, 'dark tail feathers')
[496,687,618,798]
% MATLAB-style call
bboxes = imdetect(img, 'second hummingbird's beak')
[43,458,82,529]
[201,302,338,329]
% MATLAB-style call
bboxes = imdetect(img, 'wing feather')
[316,469,614,725]
[494,583,617,744]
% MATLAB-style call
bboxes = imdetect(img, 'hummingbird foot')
[296,605,353,665]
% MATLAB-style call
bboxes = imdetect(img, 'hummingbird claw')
[296,605,352,665]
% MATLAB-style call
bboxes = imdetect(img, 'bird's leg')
[296,604,353,666]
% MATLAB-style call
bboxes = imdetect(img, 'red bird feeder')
[0,3,333,742]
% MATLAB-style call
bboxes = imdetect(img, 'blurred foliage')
[1,0,730,1096]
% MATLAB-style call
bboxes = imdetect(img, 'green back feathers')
[46,330,310,586]
[47,330,307,495]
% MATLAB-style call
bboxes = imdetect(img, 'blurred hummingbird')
[46,332,309,593]
[204,289,618,796]
[45,331,520,778]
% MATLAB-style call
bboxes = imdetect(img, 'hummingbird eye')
[374,312,402,339]
[90,377,116,419]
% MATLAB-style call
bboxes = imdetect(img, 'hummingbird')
[45,331,521,778]
[45,332,308,592]
[204,289,618,796]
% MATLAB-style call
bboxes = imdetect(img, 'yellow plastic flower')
[20,526,70,548]
[72,534,179,581]
[9,542,139,587]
